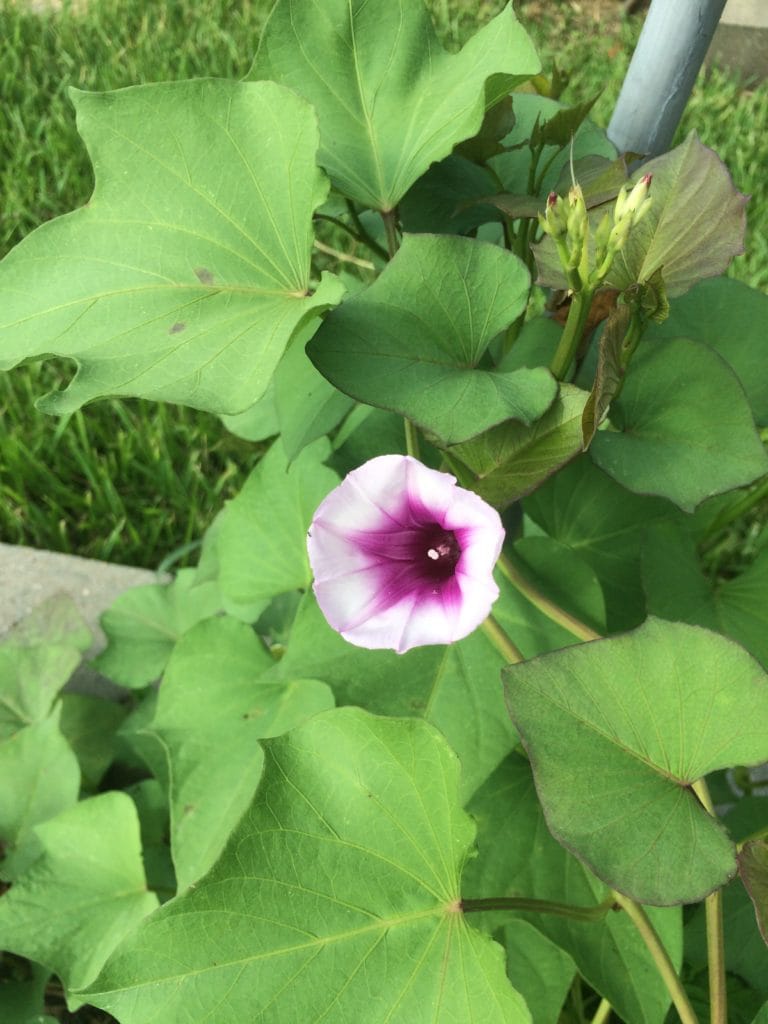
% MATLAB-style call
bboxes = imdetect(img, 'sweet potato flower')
[307,455,504,653]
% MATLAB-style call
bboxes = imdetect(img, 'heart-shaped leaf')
[0,79,342,415]
[644,276,768,426]
[504,617,768,904]
[84,709,530,1024]
[308,233,556,444]
[249,0,540,211]
[0,792,158,992]
[590,337,768,512]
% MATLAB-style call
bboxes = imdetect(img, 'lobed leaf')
[249,0,540,211]
[0,79,342,415]
[84,708,530,1024]
[0,793,158,992]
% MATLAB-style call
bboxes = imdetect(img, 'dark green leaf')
[501,922,575,1024]
[644,276,768,426]
[643,521,768,669]
[447,384,589,508]
[504,617,768,903]
[523,455,679,631]
[308,233,556,444]
[581,303,630,447]
[0,80,342,415]
[463,753,682,1024]
[249,1,540,210]
[591,337,768,512]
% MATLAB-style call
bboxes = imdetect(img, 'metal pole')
[607,0,728,157]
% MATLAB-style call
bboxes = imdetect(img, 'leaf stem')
[404,419,420,460]
[497,552,602,643]
[590,998,612,1024]
[549,289,593,380]
[611,891,700,1024]
[461,895,614,922]
[343,200,390,262]
[381,208,400,259]
[481,613,525,664]
[692,779,727,1024]
[698,475,768,555]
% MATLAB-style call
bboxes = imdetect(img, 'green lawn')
[1,0,765,566]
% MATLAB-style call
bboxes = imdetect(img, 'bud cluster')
[538,173,653,293]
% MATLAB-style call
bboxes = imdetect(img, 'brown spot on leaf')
[169,322,186,334]
[195,267,215,285]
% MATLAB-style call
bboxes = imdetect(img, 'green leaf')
[530,94,600,150]
[523,455,679,631]
[497,537,607,648]
[643,522,768,669]
[59,694,127,790]
[644,276,768,426]
[500,922,575,1024]
[504,617,768,904]
[491,93,616,198]
[85,709,530,1024]
[0,959,49,1024]
[0,707,80,878]
[220,379,279,442]
[446,383,589,508]
[400,155,501,236]
[308,234,556,444]
[607,136,748,297]
[276,592,516,800]
[144,616,334,890]
[4,593,91,653]
[0,792,158,992]
[739,840,768,945]
[93,568,223,688]
[463,753,682,1024]
[249,0,540,211]
[0,594,91,739]
[0,79,343,415]
[590,337,768,512]
[274,326,355,462]
[214,437,339,607]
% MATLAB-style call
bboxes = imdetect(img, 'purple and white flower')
[307,455,505,653]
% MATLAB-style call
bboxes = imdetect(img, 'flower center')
[421,526,461,583]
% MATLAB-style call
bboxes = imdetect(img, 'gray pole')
[607,0,728,157]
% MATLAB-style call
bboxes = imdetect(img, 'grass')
[1,0,766,567]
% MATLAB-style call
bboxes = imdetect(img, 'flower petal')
[307,454,505,653]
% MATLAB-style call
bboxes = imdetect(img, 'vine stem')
[404,419,420,460]
[698,475,768,555]
[498,552,602,643]
[591,998,612,1024]
[611,892,700,1024]
[381,208,400,259]
[549,289,594,380]
[693,779,727,1024]
[481,613,525,664]
[461,895,614,922]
